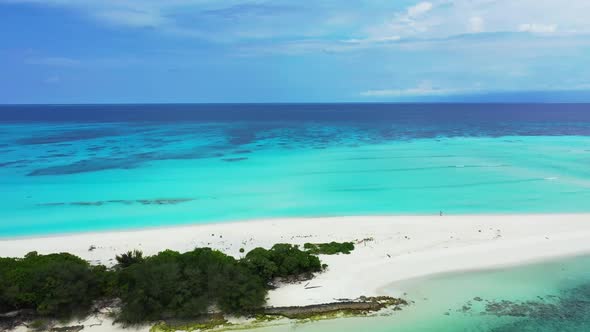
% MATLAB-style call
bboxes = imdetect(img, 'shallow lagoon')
[251,255,590,332]
[1,104,590,236]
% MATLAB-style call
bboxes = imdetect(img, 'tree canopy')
[0,243,327,324]
[242,244,323,282]
[303,241,355,255]
[116,248,267,322]
[0,252,108,317]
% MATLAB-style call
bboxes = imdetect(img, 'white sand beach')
[2,214,590,310]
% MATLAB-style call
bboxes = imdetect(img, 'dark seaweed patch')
[28,157,142,176]
[454,283,590,331]
[17,128,121,145]
[0,159,31,167]
[87,146,105,152]
[222,157,248,162]
[226,127,257,145]
[27,149,220,176]
[233,149,252,154]
[44,153,71,158]
[225,123,281,146]
[38,198,194,207]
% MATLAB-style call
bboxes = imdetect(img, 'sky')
[1,0,590,103]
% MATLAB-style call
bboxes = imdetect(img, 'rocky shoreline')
[152,296,408,331]
[3,296,408,332]
[262,296,408,319]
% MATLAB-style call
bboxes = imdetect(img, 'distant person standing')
[439,211,443,216]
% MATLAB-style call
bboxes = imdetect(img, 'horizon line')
[2,101,590,106]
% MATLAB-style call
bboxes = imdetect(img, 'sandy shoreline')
[2,214,590,309]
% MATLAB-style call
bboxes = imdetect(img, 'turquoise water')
[2,104,590,236]
[250,255,590,332]
[2,133,590,236]
[2,105,590,331]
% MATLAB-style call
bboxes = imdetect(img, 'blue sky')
[1,0,590,103]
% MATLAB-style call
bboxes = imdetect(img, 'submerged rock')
[50,326,84,332]
[263,296,408,319]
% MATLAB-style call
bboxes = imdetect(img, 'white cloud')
[364,2,438,41]
[361,81,480,97]
[363,0,590,42]
[342,35,400,44]
[94,9,167,28]
[407,2,432,17]
[518,23,558,34]
[0,0,222,30]
[468,16,484,33]
[4,0,590,46]
[360,78,590,99]
[1,0,345,41]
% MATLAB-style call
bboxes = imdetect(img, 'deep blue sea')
[1,103,590,237]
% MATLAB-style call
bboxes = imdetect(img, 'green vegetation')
[242,244,323,282]
[147,296,407,331]
[0,244,326,325]
[149,317,230,332]
[115,250,144,268]
[28,319,50,331]
[303,241,355,255]
[0,252,111,318]
[117,248,267,323]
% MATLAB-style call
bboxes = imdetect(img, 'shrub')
[115,250,144,269]
[303,241,355,255]
[117,248,266,323]
[0,252,106,317]
[0,244,327,324]
[242,244,323,283]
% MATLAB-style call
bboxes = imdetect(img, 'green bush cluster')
[303,242,355,255]
[0,244,325,324]
[117,248,266,323]
[115,250,144,268]
[242,244,323,282]
[0,251,113,317]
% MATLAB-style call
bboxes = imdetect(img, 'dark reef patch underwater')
[485,283,590,332]
[2,103,590,236]
[2,103,590,176]
[442,283,590,332]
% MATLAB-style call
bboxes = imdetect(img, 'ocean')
[2,103,590,332]
[1,103,590,237]
[253,255,590,332]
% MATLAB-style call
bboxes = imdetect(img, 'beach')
[3,213,590,310]
[3,3,590,328]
